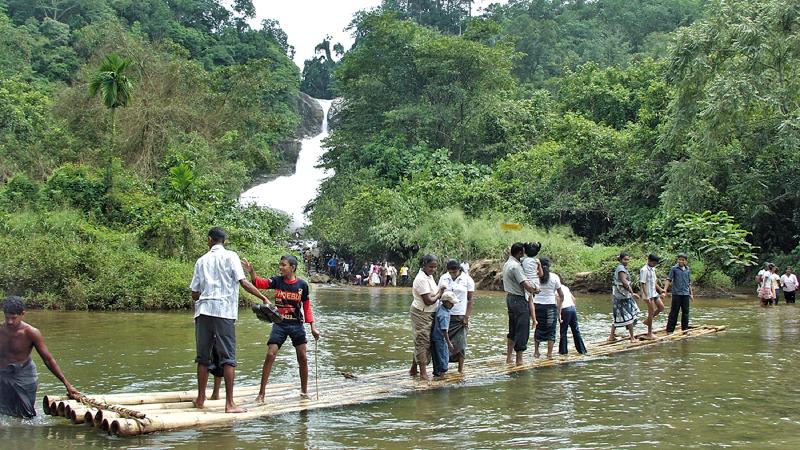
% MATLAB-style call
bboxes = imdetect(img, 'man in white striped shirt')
[190,227,271,413]
[639,253,666,340]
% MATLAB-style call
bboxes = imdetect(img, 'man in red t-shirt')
[243,256,321,401]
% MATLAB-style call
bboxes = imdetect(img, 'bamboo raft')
[43,325,726,436]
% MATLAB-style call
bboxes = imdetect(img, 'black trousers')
[506,294,530,352]
[785,290,796,304]
[666,294,691,333]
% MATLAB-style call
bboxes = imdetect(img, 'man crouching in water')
[0,296,80,418]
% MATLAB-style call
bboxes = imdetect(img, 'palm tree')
[88,53,133,191]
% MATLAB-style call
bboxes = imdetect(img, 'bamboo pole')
[42,395,65,415]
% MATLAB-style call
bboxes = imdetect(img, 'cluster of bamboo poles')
[42,325,726,437]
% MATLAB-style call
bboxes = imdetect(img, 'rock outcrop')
[296,92,324,138]
[468,259,504,291]
[327,97,344,131]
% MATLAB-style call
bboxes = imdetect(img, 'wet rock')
[296,92,324,138]
[327,97,344,130]
[309,273,330,284]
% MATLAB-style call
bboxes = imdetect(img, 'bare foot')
[300,392,311,400]
[209,394,220,400]
[225,404,247,413]
[607,336,617,343]
[533,352,540,359]
[409,367,418,377]
[193,397,206,409]
[629,336,636,343]
[644,333,657,340]
[545,354,553,359]
[254,394,265,404]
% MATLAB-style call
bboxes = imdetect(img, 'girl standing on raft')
[532,257,563,359]
[437,259,475,373]
[609,252,641,343]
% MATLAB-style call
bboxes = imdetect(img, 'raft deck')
[44,325,726,436]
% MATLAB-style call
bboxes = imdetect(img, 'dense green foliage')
[300,37,344,99]
[0,0,302,308]
[309,0,798,285]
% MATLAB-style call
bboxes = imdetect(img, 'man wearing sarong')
[0,296,80,419]
[503,243,539,365]
[609,252,641,343]
[438,259,475,373]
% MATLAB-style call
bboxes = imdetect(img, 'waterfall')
[239,98,334,230]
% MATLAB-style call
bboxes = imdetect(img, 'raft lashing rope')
[43,325,726,436]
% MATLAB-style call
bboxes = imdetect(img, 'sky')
[249,0,507,68]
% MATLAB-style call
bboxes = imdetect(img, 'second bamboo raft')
[43,325,726,436]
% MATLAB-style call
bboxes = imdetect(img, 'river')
[2,288,799,448]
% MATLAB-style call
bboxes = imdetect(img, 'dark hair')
[208,227,227,243]
[677,253,688,260]
[763,262,772,270]
[540,257,551,284]
[510,242,525,257]
[2,296,25,315]
[281,255,299,271]
[421,254,438,267]
[523,242,541,257]
[446,259,461,271]
[618,252,630,261]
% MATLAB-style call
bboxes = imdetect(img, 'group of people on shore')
[757,263,797,306]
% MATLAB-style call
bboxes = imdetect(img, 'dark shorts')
[268,321,307,348]
[195,315,237,368]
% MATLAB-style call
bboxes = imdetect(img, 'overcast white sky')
[249,0,507,68]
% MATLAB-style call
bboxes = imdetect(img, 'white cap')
[440,291,461,304]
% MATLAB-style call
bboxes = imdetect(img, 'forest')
[0,0,797,308]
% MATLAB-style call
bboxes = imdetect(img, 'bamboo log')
[42,395,65,415]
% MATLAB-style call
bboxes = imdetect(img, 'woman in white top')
[532,257,564,359]
[409,254,444,380]
[780,266,798,304]
[757,262,775,307]
[558,285,587,355]
[438,259,476,373]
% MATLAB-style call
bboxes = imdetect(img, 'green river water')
[2,286,799,449]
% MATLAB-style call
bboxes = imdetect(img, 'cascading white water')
[239,98,334,229]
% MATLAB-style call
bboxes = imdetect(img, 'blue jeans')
[431,335,449,376]
[559,306,587,355]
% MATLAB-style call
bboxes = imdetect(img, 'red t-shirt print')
[254,276,314,323]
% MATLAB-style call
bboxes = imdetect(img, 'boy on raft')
[243,256,321,401]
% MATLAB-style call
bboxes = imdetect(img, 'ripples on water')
[3,287,800,449]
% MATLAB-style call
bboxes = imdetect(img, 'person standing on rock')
[409,254,445,380]
[503,243,539,365]
[190,227,270,413]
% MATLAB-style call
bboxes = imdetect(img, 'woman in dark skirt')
[609,252,641,343]
[533,258,564,359]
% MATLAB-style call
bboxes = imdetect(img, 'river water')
[2,287,799,449]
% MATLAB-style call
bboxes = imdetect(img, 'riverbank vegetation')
[0,1,299,308]
[308,0,797,288]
